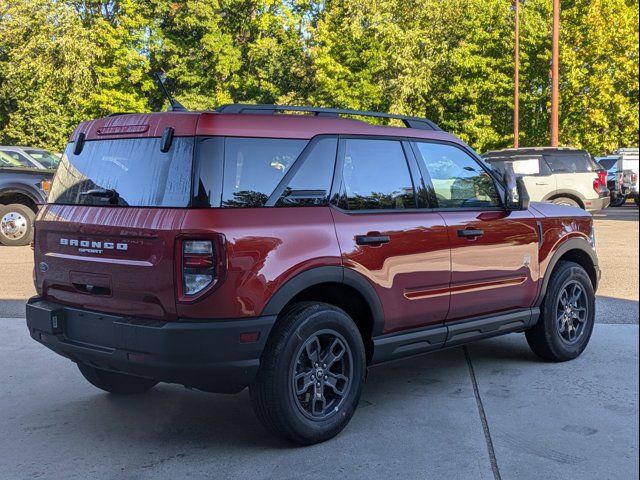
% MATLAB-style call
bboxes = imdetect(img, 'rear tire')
[0,203,35,246]
[552,197,581,208]
[526,261,595,361]
[77,363,158,394]
[609,194,626,208]
[250,302,366,445]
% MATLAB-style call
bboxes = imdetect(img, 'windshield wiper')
[79,188,120,204]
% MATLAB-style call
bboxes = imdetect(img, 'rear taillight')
[176,237,226,302]
[593,170,607,194]
[632,173,638,184]
[593,179,601,194]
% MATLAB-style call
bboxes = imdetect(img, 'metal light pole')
[514,0,521,148]
[551,0,560,146]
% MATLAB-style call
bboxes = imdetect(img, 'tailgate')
[35,205,185,320]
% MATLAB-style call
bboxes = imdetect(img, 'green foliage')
[0,0,638,154]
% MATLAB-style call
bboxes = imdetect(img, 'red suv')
[26,105,599,444]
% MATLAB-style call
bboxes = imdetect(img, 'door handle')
[355,234,390,246]
[457,228,484,239]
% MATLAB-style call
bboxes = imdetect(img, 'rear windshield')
[48,137,194,207]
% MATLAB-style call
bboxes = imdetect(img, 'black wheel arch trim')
[260,266,385,336]
[541,189,586,205]
[534,237,599,308]
[0,186,43,206]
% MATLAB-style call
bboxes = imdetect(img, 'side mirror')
[503,171,530,211]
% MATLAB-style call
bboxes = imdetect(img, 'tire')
[526,261,595,362]
[77,363,158,394]
[0,203,35,246]
[250,302,366,445]
[635,195,639,207]
[609,194,626,208]
[551,197,581,208]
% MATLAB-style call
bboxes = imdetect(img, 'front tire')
[77,363,158,394]
[0,203,35,246]
[250,302,366,445]
[526,261,595,361]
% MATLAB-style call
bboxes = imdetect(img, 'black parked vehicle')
[597,156,637,207]
[0,153,53,246]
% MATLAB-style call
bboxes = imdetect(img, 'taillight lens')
[597,170,607,186]
[632,173,638,184]
[182,240,215,296]
[593,179,601,194]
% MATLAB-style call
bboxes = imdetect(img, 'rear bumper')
[585,195,610,211]
[26,297,276,394]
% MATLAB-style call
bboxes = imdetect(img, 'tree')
[560,0,639,154]
[0,0,638,154]
[0,0,96,151]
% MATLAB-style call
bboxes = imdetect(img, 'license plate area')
[63,309,115,348]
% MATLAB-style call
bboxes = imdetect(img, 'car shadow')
[51,339,531,452]
[0,299,26,318]
[596,295,639,324]
[592,204,639,222]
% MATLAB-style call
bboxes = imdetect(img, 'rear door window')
[339,139,416,210]
[48,137,194,207]
[485,155,550,177]
[221,138,307,207]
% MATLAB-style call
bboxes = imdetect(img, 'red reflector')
[240,331,260,343]
[127,352,145,363]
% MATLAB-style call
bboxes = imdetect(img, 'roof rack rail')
[215,104,442,131]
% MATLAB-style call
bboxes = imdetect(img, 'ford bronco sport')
[482,147,610,211]
[26,105,600,445]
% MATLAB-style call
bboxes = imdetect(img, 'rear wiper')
[79,188,120,203]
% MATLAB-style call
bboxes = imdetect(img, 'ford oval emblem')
[39,262,49,273]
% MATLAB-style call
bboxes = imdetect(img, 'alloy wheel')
[291,329,353,420]
[556,281,588,344]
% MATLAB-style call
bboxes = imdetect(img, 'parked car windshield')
[48,137,194,207]
[25,149,60,169]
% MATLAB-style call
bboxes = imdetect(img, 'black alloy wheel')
[292,329,353,420]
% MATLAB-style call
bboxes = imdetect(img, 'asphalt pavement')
[0,205,638,479]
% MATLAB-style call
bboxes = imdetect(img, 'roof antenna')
[152,71,188,112]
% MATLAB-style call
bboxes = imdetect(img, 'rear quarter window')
[194,137,336,208]
[544,152,595,173]
[222,138,307,207]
